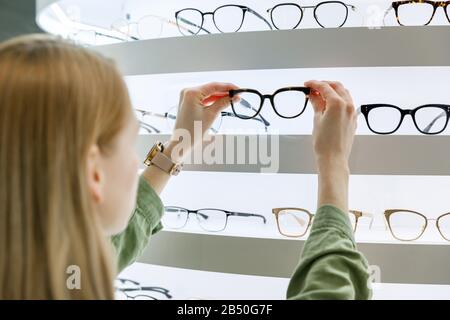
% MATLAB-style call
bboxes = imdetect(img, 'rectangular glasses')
[272,207,373,238]
[163,206,267,232]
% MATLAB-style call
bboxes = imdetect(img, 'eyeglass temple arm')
[136,108,168,119]
[140,286,172,299]
[177,16,212,34]
[423,111,446,134]
[139,121,161,134]
[383,5,393,26]
[356,106,362,115]
[237,98,271,127]
[245,7,273,30]
[228,211,267,224]
[98,30,139,42]
[166,110,220,133]
[360,212,375,230]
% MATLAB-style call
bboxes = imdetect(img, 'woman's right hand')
[305,80,357,213]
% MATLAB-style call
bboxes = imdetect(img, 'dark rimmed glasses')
[175,5,273,36]
[272,207,373,238]
[115,278,172,300]
[163,206,267,232]
[358,104,450,135]
[229,87,311,120]
[267,1,356,29]
[388,0,450,26]
[384,209,450,241]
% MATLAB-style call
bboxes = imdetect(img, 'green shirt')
[112,177,372,300]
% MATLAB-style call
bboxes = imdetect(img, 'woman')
[0,34,370,299]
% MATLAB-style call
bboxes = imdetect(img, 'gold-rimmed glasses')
[272,207,373,238]
[384,209,450,241]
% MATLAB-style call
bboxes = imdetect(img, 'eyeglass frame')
[267,1,356,29]
[115,278,172,300]
[111,13,197,40]
[388,0,450,26]
[358,104,450,135]
[175,4,273,36]
[384,209,450,242]
[134,98,271,134]
[272,207,373,238]
[229,87,311,120]
[164,206,267,232]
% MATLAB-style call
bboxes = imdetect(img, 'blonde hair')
[0,35,132,299]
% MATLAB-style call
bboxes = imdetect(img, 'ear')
[86,144,104,204]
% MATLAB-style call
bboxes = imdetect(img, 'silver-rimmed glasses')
[267,1,356,29]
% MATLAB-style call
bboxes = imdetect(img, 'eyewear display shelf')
[95,27,450,291]
[120,262,450,300]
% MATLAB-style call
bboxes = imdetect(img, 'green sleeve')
[287,205,372,300]
[111,176,164,273]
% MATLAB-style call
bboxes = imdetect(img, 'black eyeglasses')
[115,278,172,300]
[267,1,356,30]
[163,206,267,232]
[387,0,450,26]
[175,5,273,36]
[229,87,310,120]
[358,104,450,135]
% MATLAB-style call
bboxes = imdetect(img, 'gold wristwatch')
[144,142,183,176]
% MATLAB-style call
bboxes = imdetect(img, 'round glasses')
[163,206,267,232]
[175,5,272,36]
[384,210,450,242]
[229,87,310,120]
[359,104,450,135]
[267,1,355,30]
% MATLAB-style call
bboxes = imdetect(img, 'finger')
[305,81,327,114]
[198,82,239,97]
[323,81,347,98]
[207,96,235,113]
[324,81,354,107]
[305,80,340,102]
[308,91,326,114]
[201,92,229,106]
[305,80,346,114]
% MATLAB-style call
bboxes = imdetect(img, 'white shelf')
[137,134,450,175]
[95,26,450,75]
[139,230,450,285]
[119,262,450,300]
